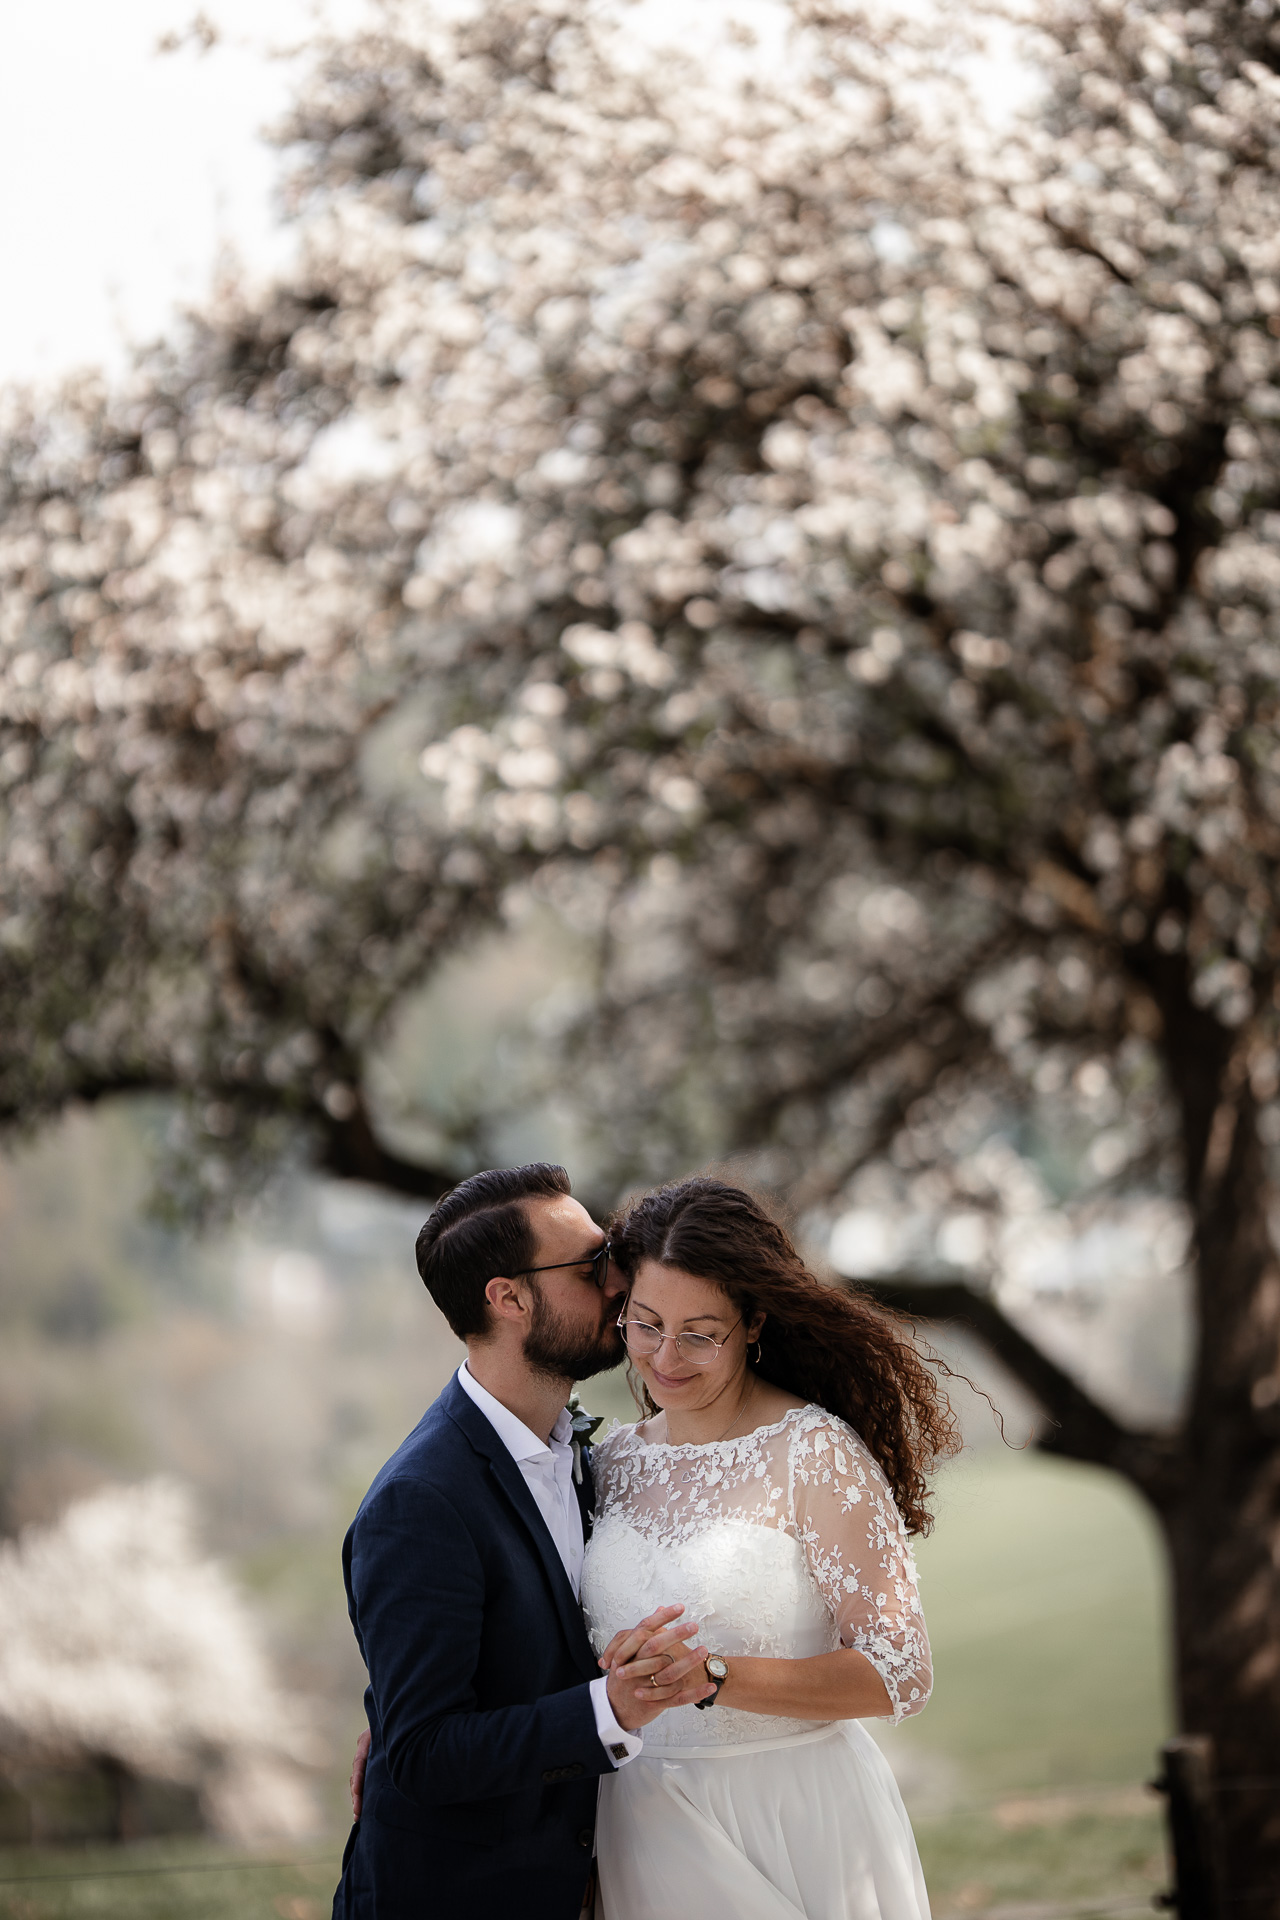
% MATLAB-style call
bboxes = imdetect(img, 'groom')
[332,1163,710,1920]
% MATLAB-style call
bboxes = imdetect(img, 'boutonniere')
[567,1392,604,1485]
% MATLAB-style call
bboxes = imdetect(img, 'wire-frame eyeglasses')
[616,1313,742,1367]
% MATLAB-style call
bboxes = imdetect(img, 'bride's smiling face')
[621,1259,762,1411]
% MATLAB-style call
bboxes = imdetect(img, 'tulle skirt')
[595,1721,930,1920]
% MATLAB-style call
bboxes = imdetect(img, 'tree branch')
[730,928,1018,1150]
[864,1276,1184,1505]
[315,1099,456,1202]
[1,1072,458,1209]
[1040,213,1138,290]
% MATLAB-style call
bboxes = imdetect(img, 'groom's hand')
[600,1605,715,1731]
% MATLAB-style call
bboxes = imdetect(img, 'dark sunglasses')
[518,1241,612,1290]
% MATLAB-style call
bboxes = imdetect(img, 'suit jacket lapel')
[575,1447,595,1546]
[444,1380,599,1680]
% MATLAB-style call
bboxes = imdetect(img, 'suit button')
[568,1763,584,1778]
[577,1828,593,1849]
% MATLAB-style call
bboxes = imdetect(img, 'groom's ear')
[484,1273,532,1323]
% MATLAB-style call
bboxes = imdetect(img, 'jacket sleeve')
[346,1473,613,1807]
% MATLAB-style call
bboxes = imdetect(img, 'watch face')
[706,1656,728,1681]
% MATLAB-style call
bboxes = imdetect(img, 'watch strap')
[694,1654,726,1710]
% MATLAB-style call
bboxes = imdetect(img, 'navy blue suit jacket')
[331,1376,612,1920]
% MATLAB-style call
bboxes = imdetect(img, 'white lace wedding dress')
[580,1405,932,1920]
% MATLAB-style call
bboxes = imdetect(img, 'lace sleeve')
[788,1416,932,1723]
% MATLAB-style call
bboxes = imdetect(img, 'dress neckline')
[622,1402,818,1455]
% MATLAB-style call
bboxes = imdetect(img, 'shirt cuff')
[589,1674,643,1767]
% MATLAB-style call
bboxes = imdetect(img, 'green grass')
[0,1838,343,1920]
[879,1446,1174,1912]
[916,1801,1166,1915]
[890,1447,1173,1798]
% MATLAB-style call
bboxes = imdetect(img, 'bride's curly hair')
[608,1176,959,1535]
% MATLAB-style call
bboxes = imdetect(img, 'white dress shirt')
[456,1363,642,1767]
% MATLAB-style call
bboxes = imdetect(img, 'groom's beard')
[523,1281,624,1384]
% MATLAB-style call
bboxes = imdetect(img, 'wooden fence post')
[1155,1735,1225,1920]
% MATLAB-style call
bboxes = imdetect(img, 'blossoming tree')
[3,0,1280,1890]
[0,1480,316,1841]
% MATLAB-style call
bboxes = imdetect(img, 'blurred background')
[6,0,1280,1913]
[0,1064,1173,1920]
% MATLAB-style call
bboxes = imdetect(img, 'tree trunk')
[1159,1487,1280,1914]
[1155,983,1280,1916]
[869,965,1280,1910]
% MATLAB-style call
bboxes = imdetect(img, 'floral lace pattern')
[585,1404,931,1726]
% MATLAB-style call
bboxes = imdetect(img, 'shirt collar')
[457,1362,571,1462]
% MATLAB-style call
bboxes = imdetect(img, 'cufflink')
[608,1743,628,1761]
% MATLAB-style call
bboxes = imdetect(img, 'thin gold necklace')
[658,1374,756,1448]
[707,1374,755,1445]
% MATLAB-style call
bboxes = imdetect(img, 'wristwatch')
[694,1654,728,1710]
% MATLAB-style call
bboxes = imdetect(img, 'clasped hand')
[600,1603,714,1732]
[346,1603,711,1815]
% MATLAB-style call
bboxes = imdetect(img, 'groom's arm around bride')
[332,1164,711,1920]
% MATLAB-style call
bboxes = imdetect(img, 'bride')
[582,1176,956,1920]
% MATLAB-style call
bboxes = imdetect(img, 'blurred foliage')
[0,1480,318,1847]
[1,0,1279,1239]
[0,1098,460,1537]
[0,1096,462,1793]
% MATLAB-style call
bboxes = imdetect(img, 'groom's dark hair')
[415,1163,572,1337]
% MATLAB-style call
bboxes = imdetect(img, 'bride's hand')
[601,1606,715,1730]
[597,1603,688,1675]
[349,1726,371,1816]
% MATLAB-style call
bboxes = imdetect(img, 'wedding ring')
[648,1652,674,1687]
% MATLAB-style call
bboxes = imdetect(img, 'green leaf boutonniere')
[567,1392,604,1485]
